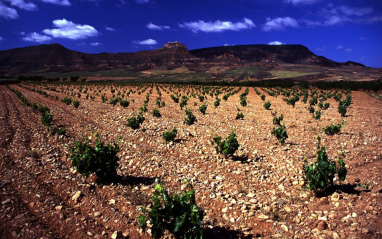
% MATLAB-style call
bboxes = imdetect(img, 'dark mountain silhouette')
[0,42,365,75]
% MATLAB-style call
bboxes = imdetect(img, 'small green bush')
[184,109,196,125]
[261,94,266,101]
[126,113,145,129]
[68,132,120,182]
[235,112,244,120]
[322,122,345,135]
[302,93,308,103]
[313,109,321,120]
[120,99,130,108]
[344,94,352,106]
[334,93,342,102]
[152,108,161,118]
[309,95,318,106]
[155,97,161,107]
[62,96,72,105]
[338,101,347,117]
[240,96,247,107]
[101,95,107,103]
[37,105,50,114]
[138,180,205,239]
[180,96,189,109]
[162,128,177,142]
[109,97,119,106]
[263,101,271,110]
[171,94,179,103]
[273,114,284,125]
[303,138,347,192]
[140,103,148,113]
[286,95,299,107]
[309,105,315,114]
[198,103,207,115]
[212,130,239,157]
[73,100,80,108]
[41,111,53,127]
[50,126,66,136]
[31,102,39,112]
[271,124,288,144]
[214,98,221,108]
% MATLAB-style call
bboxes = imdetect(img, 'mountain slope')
[190,44,341,66]
[0,42,364,75]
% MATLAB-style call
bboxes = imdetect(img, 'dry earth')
[0,82,381,239]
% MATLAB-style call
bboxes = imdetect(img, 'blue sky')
[0,0,381,67]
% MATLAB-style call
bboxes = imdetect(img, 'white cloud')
[0,36,4,41]
[90,42,101,46]
[284,0,319,5]
[336,45,352,52]
[147,22,170,30]
[363,15,382,24]
[133,38,157,45]
[179,18,255,33]
[5,0,37,11]
[263,17,298,31]
[22,32,52,42]
[268,41,284,45]
[338,5,373,17]
[325,15,349,25]
[105,26,115,31]
[40,0,71,6]
[43,19,99,40]
[0,2,19,19]
[0,0,70,20]
[135,0,149,3]
[305,4,377,27]
[315,46,326,51]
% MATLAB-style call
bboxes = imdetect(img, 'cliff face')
[0,42,363,75]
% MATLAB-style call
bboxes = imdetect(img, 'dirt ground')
[0,82,381,239]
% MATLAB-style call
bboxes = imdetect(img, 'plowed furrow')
[0,86,16,149]
[1,155,106,239]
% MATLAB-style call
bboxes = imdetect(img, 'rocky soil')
[0,82,381,238]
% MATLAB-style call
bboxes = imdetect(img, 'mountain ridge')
[0,42,366,75]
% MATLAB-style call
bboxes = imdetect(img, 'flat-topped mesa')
[161,41,188,50]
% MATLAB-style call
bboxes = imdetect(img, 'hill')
[0,42,366,76]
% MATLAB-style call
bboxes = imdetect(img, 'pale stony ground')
[1,83,381,238]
